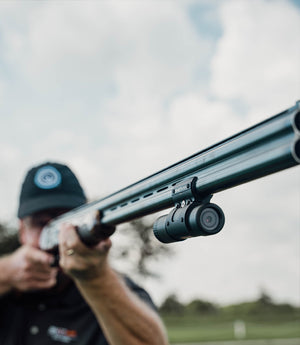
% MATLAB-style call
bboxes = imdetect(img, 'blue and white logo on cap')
[34,166,62,189]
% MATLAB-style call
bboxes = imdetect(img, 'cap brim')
[18,193,86,218]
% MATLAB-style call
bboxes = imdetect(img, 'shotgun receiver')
[40,101,300,250]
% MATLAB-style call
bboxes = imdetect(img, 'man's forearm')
[76,265,169,345]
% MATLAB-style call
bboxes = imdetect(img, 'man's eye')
[37,221,49,228]
[31,220,50,228]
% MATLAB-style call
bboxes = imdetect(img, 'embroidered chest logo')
[47,326,78,343]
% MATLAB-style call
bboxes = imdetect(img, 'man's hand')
[58,224,169,345]
[0,245,57,293]
[58,223,112,281]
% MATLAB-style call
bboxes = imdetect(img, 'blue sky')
[0,0,299,306]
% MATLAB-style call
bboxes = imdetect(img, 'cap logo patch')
[34,166,62,189]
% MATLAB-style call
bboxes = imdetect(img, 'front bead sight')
[153,202,225,243]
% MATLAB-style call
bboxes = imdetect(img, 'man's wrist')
[67,253,112,282]
[74,262,117,291]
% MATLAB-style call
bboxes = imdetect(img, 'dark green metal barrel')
[40,102,300,250]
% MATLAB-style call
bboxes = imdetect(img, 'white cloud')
[0,1,210,101]
[0,80,4,106]
[0,143,19,163]
[167,94,244,148]
[211,0,300,115]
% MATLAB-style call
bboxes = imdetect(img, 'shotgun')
[40,101,300,250]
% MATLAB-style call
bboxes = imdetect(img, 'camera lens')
[199,207,219,231]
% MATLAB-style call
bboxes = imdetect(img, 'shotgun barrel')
[40,101,300,249]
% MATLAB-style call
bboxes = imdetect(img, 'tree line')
[159,291,300,319]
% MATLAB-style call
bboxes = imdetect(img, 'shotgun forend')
[39,101,300,250]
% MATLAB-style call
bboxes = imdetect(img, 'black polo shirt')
[0,276,156,345]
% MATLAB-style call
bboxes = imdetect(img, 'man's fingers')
[27,267,58,281]
[8,246,59,292]
[16,245,53,266]
[59,223,112,254]
[27,247,55,266]
[23,275,58,290]
[94,237,112,254]
[59,223,79,248]
[57,222,112,281]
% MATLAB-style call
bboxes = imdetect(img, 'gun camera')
[153,202,225,243]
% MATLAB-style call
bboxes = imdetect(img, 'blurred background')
[0,0,299,343]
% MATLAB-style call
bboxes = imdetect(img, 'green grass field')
[162,316,300,343]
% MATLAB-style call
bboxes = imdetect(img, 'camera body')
[153,201,225,243]
[153,177,225,243]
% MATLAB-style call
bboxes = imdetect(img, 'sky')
[0,0,299,306]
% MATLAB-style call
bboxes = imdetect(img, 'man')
[0,162,168,345]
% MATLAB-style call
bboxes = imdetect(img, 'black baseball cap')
[17,162,87,218]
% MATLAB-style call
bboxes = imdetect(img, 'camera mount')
[153,177,225,243]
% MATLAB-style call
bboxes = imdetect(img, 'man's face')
[19,209,69,248]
